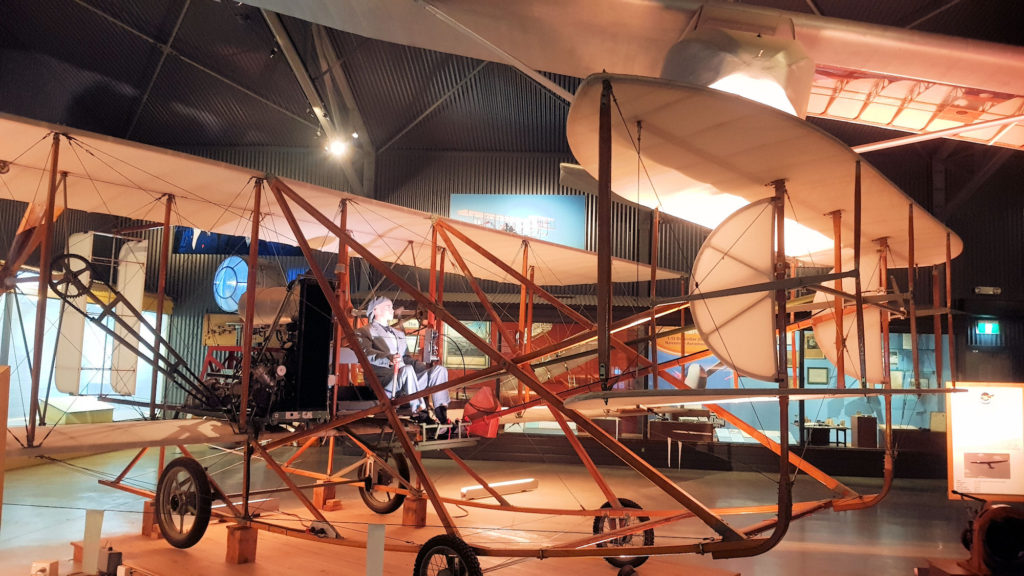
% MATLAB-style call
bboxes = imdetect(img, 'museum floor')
[1,443,973,576]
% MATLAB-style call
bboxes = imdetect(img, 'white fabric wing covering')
[339,197,676,286]
[566,74,962,268]
[110,239,148,395]
[0,112,680,287]
[55,232,93,394]
[812,254,885,385]
[689,198,777,382]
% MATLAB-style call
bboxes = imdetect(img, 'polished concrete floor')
[1,443,976,576]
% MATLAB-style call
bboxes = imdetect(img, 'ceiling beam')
[260,10,331,135]
[312,25,375,197]
[125,0,190,139]
[70,0,316,130]
[312,34,345,135]
[419,0,574,104]
[906,0,965,29]
[378,61,489,154]
[941,148,1014,220]
[312,26,373,149]
[261,9,362,196]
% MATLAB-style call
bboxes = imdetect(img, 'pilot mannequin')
[354,296,450,424]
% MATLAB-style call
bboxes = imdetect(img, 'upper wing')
[566,74,962,268]
[0,112,680,286]
[0,112,339,249]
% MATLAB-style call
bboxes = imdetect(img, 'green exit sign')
[975,320,1000,335]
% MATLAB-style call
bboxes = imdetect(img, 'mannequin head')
[366,296,394,325]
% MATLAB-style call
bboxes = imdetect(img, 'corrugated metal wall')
[318,28,578,154]
[374,150,708,290]
[175,146,354,193]
[948,155,1024,306]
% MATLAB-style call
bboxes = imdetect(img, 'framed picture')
[807,366,830,386]
[444,321,491,370]
[804,332,825,359]
[890,371,904,388]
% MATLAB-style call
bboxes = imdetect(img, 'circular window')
[212,256,248,312]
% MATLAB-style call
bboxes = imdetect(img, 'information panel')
[449,194,586,249]
[947,382,1024,501]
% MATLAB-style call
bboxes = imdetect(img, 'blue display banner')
[449,194,586,249]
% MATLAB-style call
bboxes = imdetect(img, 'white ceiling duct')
[661,27,815,117]
[237,0,1024,98]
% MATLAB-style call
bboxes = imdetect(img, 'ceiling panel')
[130,55,315,148]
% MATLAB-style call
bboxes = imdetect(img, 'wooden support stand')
[30,560,59,576]
[914,558,974,576]
[402,496,427,528]
[313,481,342,511]
[141,500,159,537]
[225,524,258,565]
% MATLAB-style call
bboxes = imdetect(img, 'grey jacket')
[354,321,412,369]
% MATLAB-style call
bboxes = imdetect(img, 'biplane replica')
[0,3,990,575]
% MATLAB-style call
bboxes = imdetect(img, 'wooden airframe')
[1,72,964,574]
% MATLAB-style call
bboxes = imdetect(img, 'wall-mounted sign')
[947,382,1024,501]
[656,329,708,356]
[449,194,586,249]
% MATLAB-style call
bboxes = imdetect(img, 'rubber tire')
[592,498,655,569]
[413,534,482,576]
[981,513,1024,574]
[156,456,212,549]
[359,452,410,514]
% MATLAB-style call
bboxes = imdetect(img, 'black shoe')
[412,410,435,425]
[433,405,448,424]
[434,420,452,441]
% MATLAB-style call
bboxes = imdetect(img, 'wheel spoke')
[175,475,194,493]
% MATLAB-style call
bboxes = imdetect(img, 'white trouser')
[384,364,450,412]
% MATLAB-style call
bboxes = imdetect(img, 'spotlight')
[326,139,348,157]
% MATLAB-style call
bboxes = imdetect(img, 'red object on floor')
[463,386,501,438]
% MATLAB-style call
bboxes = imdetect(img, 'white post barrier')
[366,523,385,576]
[83,509,104,575]
[0,367,9,531]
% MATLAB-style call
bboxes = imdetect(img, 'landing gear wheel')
[155,457,212,549]
[49,254,93,298]
[592,498,655,569]
[413,534,482,576]
[359,451,409,514]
